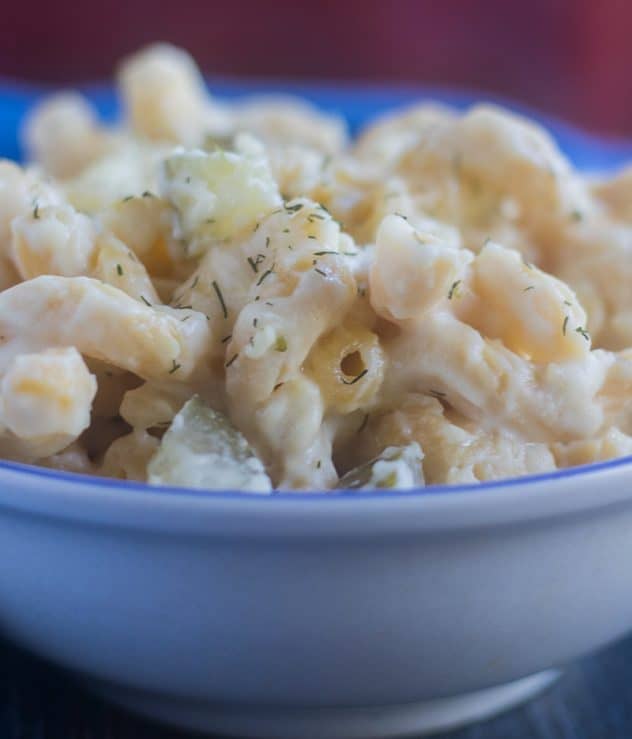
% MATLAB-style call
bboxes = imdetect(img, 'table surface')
[3,636,632,739]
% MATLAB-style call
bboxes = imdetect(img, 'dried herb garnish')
[447,280,461,300]
[212,280,228,319]
[342,368,368,385]
[256,268,274,286]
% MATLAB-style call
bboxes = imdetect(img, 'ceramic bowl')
[1,82,632,738]
[2,457,632,738]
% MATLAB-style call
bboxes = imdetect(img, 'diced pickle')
[202,133,235,152]
[337,443,425,491]
[160,147,282,248]
[147,396,272,492]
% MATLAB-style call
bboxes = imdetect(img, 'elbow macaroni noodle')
[0,42,630,489]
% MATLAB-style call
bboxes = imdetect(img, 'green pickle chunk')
[161,147,282,247]
[337,443,424,491]
[147,396,272,492]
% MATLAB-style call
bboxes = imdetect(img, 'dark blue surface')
[2,83,632,738]
[3,634,632,739]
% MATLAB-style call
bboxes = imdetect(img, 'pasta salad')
[1,43,631,491]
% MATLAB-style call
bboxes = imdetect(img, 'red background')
[1,0,631,137]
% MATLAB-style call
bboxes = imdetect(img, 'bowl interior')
[0,78,631,501]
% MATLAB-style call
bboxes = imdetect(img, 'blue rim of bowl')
[0,77,631,501]
[0,453,631,501]
[3,75,632,168]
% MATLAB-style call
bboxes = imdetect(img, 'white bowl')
[2,82,632,737]
[1,457,632,738]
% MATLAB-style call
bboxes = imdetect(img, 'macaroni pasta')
[0,42,630,490]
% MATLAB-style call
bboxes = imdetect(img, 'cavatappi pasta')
[1,42,631,491]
